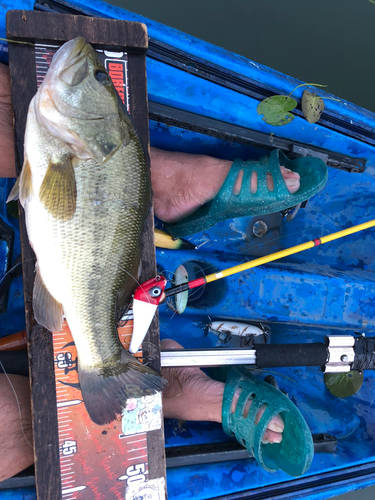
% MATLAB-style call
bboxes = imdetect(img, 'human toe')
[255,404,284,433]
[280,165,300,194]
[262,429,283,444]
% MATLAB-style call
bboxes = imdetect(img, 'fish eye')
[95,70,110,84]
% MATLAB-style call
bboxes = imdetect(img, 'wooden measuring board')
[7,10,166,500]
[53,318,163,500]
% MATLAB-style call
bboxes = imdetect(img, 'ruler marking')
[61,485,86,494]
[127,455,148,461]
[57,400,83,408]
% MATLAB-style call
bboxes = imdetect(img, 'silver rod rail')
[160,349,257,367]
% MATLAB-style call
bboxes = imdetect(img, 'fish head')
[35,37,128,163]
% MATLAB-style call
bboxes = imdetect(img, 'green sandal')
[165,149,328,238]
[222,367,314,476]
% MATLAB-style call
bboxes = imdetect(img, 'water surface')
[109,0,375,112]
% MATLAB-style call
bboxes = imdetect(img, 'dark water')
[106,2,375,499]
[108,0,375,113]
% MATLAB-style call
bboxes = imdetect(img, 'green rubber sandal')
[165,149,328,238]
[222,367,314,477]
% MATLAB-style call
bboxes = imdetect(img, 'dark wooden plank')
[128,52,167,481]
[127,51,158,366]
[7,10,148,52]
[7,39,62,500]
[29,325,61,500]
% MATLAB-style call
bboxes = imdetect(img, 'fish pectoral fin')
[7,158,33,206]
[7,175,20,202]
[33,266,63,332]
[39,157,77,220]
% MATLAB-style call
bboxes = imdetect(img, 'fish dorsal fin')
[7,158,33,206]
[33,265,63,332]
[39,157,77,220]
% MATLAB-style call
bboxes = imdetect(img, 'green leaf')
[324,370,363,398]
[257,95,297,126]
[301,90,325,123]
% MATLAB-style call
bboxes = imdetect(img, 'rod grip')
[255,343,328,368]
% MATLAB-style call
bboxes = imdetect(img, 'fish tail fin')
[79,349,168,426]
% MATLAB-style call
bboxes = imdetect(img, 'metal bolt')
[252,220,268,238]
[341,355,348,362]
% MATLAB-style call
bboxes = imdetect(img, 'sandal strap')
[222,367,314,476]
[165,149,328,238]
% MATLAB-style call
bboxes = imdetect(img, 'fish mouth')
[63,37,92,66]
[50,37,93,75]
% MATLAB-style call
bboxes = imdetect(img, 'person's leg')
[0,338,284,482]
[0,63,299,225]
[0,64,16,178]
[151,147,300,224]
[161,339,284,444]
[0,374,34,482]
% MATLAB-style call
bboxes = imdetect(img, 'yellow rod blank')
[205,218,375,283]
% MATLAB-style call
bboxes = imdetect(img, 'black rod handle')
[256,343,328,368]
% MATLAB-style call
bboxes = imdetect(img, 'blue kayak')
[1,1,375,499]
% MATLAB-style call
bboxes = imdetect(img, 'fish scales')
[10,38,167,425]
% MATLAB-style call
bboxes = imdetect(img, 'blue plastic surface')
[0,179,24,337]
[1,1,375,499]
[0,489,36,500]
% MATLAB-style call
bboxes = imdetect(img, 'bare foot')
[161,339,284,444]
[0,64,16,178]
[151,148,300,224]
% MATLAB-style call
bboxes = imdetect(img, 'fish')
[8,37,168,425]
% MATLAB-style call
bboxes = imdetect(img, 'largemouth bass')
[8,38,167,425]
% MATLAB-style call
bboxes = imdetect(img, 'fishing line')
[162,369,183,399]
[117,265,152,305]
[245,366,297,384]
[0,257,36,286]
[166,309,178,327]
[0,37,34,47]
[0,361,33,449]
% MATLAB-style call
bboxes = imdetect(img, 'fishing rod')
[130,218,375,354]
[160,334,374,372]
[160,332,375,398]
